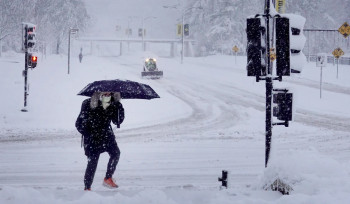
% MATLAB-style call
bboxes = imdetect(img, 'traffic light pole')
[264,0,273,168]
[247,5,299,195]
[22,50,29,112]
[21,25,29,112]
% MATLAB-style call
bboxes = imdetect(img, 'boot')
[103,177,118,188]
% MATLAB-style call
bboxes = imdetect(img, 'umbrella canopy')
[77,79,160,99]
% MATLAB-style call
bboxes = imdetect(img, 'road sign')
[270,48,276,61]
[232,46,239,53]
[177,24,182,36]
[316,53,327,98]
[332,47,344,59]
[316,53,327,67]
[338,22,350,38]
[275,0,286,13]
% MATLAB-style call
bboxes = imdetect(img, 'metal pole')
[0,38,2,57]
[337,58,339,79]
[22,51,29,111]
[265,78,273,167]
[21,25,29,112]
[120,41,123,56]
[68,30,71,74]
[264,0,272,168]
[320,66,323,99]
[142,17,145,51]
[235,52,237,64]
[308,31,310,62]
[128,19,130,52]
[181,13,184,64]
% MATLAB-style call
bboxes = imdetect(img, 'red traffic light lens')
[31,56,37,62]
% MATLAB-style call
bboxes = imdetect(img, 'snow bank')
[260,148,350,195]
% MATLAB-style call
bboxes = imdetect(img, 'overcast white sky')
[84,0,186,38]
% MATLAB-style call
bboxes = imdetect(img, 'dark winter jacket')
[75,98,124,156]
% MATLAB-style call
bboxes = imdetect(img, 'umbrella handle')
[117,107,120,128]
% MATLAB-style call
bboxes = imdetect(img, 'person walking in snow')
[79,52,83,63]
[75,92,124,191]
[79,47,83,63]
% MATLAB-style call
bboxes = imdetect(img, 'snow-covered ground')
[0,50,350,203]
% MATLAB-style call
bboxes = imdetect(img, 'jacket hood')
[90,92,121,109]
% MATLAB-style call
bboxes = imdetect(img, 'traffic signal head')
[246,17,267,77]
[26,24,36,32]
[27,33,36,48]
[32,55,37,62]
[273,92,293,121]
[184,24,190,36]
[282,14,306,73]
[24,23,36,49]
[275,17,290,76]
[138,28,143,37]
[28,53,38,68]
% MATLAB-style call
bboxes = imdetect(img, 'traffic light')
[126,28,132,36]
[275,17,290,76]
[283,14,306,73]
[24,23,36,49]
[246,17,267,77]
[272,92,293,122]
[28,53,37,68]
[184,24,189,36]
[138,28,143,37]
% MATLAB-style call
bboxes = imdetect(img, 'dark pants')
[84,142,120,189]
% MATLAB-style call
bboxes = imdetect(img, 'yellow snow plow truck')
[141,58,163,79]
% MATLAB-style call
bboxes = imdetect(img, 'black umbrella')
[77,79,160,99]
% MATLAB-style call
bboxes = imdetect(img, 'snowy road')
[0,54,267,192]
[1,53,350,203]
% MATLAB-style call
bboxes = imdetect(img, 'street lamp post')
[68,28,78,74]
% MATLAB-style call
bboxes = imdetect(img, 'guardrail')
[307,55,350,65]
[205,53,350,66]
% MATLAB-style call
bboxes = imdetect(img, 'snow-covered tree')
[0,0,34,52]
[187,0,350,55]
[187,0,263,54]
[0,0,89,54]
[34,0,90,54]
